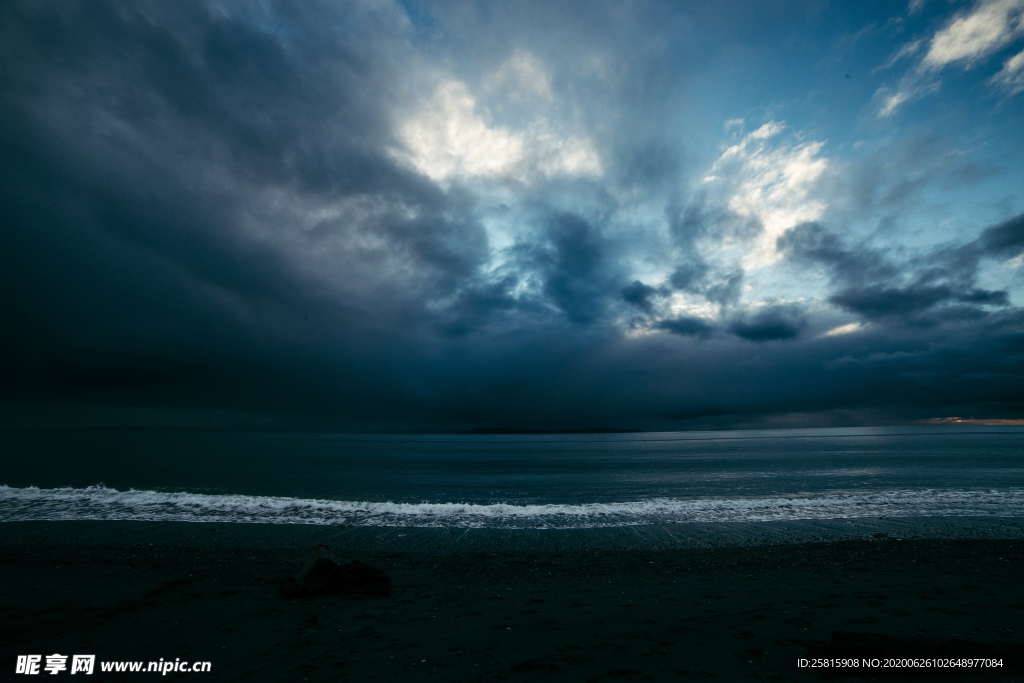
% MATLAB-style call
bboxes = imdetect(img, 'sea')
[3,425,1024,547]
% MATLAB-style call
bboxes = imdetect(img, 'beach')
[6,0,1024,678]
[2,521,1022,681]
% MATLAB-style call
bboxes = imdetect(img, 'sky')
[2,0,1024,430]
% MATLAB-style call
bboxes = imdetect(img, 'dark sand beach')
[2,521,1022,681]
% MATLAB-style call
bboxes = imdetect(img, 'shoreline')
[3,521,1023,680]
[3,516,1024,552]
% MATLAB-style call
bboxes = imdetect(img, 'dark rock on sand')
[280,557,391,598]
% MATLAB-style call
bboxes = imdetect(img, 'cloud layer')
[1,0,1022,429]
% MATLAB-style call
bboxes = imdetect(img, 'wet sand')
[2,521,1022,681]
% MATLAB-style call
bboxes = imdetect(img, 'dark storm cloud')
[538,212,620,325]
[655,316,715,337]
[668,262,711,291]
[977,213,1024,259]
[779,220,1016,324]
[705,270,746,307]
[668,261,743,307]
[728,305,806,342]
[621,281,663,314]
[434,277,522,338]
[777,222,897,286]
[828,285,1010,320]
[959,289,1012,306]
[0,0,485,416]
[1,0,1022,430]
[829,285,956,319]
[664,195,752,308]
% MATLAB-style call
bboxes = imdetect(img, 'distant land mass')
[920,417,1024,426]
[463,426,644,435]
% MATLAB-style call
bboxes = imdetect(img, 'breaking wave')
[3,484,1024,529]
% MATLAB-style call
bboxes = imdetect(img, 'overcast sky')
[3,0,1023,430]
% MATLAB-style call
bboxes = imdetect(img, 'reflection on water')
[2,425,1023,506]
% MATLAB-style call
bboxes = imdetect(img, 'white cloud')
[873,76,942,117]
[990,47,1024,92]
[748,121,784,140]
[665,293,719,320]
[821,321,867,338]
[875,0,1024,117]
[394,74,601,183]
[535,131,602,176]
[703,123,830,269]
[923,0,1024,68]
[397,80,524,181]
[487,50,553,100]
[876,38,925,72]
[715,121,785,163]
[878,88,911,117]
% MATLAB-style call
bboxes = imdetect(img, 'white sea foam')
[1,485,1023,529]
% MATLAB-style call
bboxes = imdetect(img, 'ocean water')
[2,425,1024,531]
